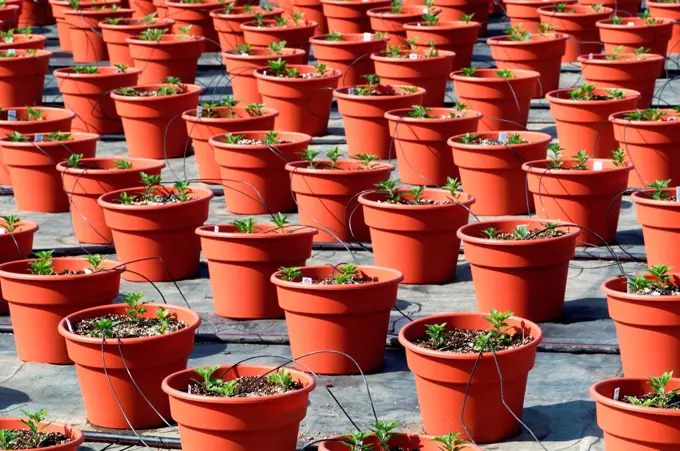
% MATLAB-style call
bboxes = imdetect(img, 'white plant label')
[34,133,43,143]
[302,277,313,285]
[348,87,355,95]
[409,53,418,59]
[0,228,5,234]
[613,387,620,401]
[8,110,16,121]
[363,32,372,41]
[627,22,635,26]
[588,53,593,60]
[214,225,219,233]
[422,7,428,12]
[196,105,203,118]
[498,132,507,142]
[676,186,680,201]
[593,161,603,171]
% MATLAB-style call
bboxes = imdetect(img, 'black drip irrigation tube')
[84,431,181,449]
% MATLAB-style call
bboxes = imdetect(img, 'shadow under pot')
[0,218,37,315]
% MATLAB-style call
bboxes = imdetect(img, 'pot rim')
[253,65,342,82]
[0,34,47,42]
[209,6,284,18]
[403,20,481,30]
[398,311,543,359]
[370,49,455,63]
[310,33,390,45]
[457,218,581,246]
[221,47,306,60]
[284,160,394,175]
[0,132,100,146]
[270,264,404,290]
[0,418,85,447]
[240,19,319,30]
[110,83,202,101]
[0,257,124,281]
[63,7,133,16]
[125,34,206,46]
[647,0,680,6]
[161,363,317,403]
[609,108,680,125]
[590,377,680,416]
[596,17,674,29]
[333,85,426,101]
[56,157,166,175]
[447,131,552,149]
[0,220,39,237]
[450,67,540,82]
[98,18,174,30]
[53,66,142,79]
[182,106,279,123]
[49,0,118,5]
[630,189,680,207]
[319,433,484,450]
[196,223,319,239]
[0,49,51,61]
[536,4,613,16]
[0,107,76,124]
[97,185,215,210]
[505,0,572,4]
[521,158,634,174]
[165,0,222,7]
[486,33,569,46]
[208,130,312,149]
[366,5,440,17]
[358,188,476,210]
[600,272,680,301]
[321,0,389,5]
[386,107,482,123]
[546,87,641,105]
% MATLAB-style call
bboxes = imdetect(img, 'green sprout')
[625,372,680,408]
[123,291,147,320]
[29,250,54,275]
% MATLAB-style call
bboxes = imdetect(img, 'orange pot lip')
[577,52,665,64]
[522,158,634,174]
[486,33,569,46]
[196,223,319,239]
[63,7,133,16]
[53,65,142,79]
[321,0,389,5]
[537,4,613,16]
[56,157,166,175]
[546,87,641,105]
[270,264,404,290]
[310,33,390,45]
[182,106,279,123]
[333,85,426,101]
[398,312,543,359]
[450,67,540,82]
[165,0,222,7]
[221,47,306,60]
[367,5,440,17]
[0,220,39,237]
[0,418,85,447]
[0,48,51,60]
[447,131,552,149]
[0,34,47,43]
[98,17,175,30]
[285,159,394,175]
[110,83,202,101]
[457,218,581,245]
[253,65,342,82]
[596,17,674,29]
[162,363,317,403]
[49,0,118,5]
[0,257,124,281]
[57,302,201,344]
[630,188,680,207]
[0,107,76,125]
[385,107,482,123]
[125,34,206,45]
[600,272,680,301]
[505,0,572,5]
[0,132,100,147]
[590,377,680,416]
[208,130,312,149]
[97,185,215,209]
[370,49,455,63]
[209,6,283,18]
[609,108,680,125]
[358,188,476,210]
[240,19,319,31]
[647,0,680,7]
[403,20,481,30]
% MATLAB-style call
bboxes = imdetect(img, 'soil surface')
[621,392,680,409]
[2,430,71,449]
[487,229,567,240]
[73,313,187,338]
[414,327,535,353]
[187,375,303,397]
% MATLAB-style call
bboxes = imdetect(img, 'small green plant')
[506,133,525,144]
[291,11,304,26]
[432,432,469,451]
[7,131,28,142]
[591,2,603,11]
[461,13,474,22]
[245,102,264,116]
[425,322,447,347]
[538,23,555,33]
[26,106,44,121]
[68,0,80,9]
[274,16,287,27]
[326,146,341,168]
[105,17,122,24]
[407,186,425,204]
[624,108,666,121]
[113,159,133,169]
[235,43,253,55]
[458,132,478,144]
[118,191,136,204]
[140,171,161,201]
[461,67,476,77]
[299,148,319,168]
[612,148,625,167]
[65,153,82,168]
[268,40,286,55]
[45,131,71,142]
[482,227,500,239]
[326,31,343,41]
[444,176,462,200]
[574,149,589,170]
[123,291,147,320]
[408,105,433,118]
[233,218,256,233]
[634,46,649,57]
[375,178,401,203]
[0,429,19,449]
[334,263,359,284]
[547,142,564,169]
[116,87,139,96]
[369,421,399,449]
[29,250,54,275]
[505,24,531,41]
[422,10,439,25]
[474,309,514,351]
[341,431,372,451]
[272,212,289,230]
[279,266,302,281]
[174,180,191,202]
[647,179,671,201]
[73,65,99,74]
[356,153,378,169]
[554,2,567,11]
[139,28,167,41]
[85,254,103,271]
[91,317,118,338]
[606,88,625,99]
[156,308,171,334]
[385,45,402,58]
[390,0,403,13]
[178,25,193,37]
[264,130,280,145]
[453,101,467,112]
[267,369,295,391]
[267,58,289,77]
[625,372,679,408]
[605,45,625,60]
[19,409,49,448]
[1,215,20,233]
[568,83,598,100]
[194,365,237,396]
[611,15,622,24]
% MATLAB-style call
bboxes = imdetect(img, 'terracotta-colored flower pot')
[54,66,141,135]
[523,158,633,245]
[58,303,199,428]
[111,83,202,159]
[0,33,47,50]
[610,109,680,188]
[321,0,390,33]
[99,185,213,281]
[404,20,480,70]
[0,218,37,315]
[458,219,579,321]
[18,0,54,27]
[100,17,175,66]
[578,52,664,107]
[241,19,317,58]
[487,33,568,96]
[451,68,539,131]
[399,312,542,443]
[649,1,680,53]
[367,5,439,46]
[386,107,481,184]
[537,4,613,63]
[166,0,223,52]
[505,0,575,33]
[591,377,680,450]
[334,85,425,159]
[449,131,550,215]
[57,157,165,244]
[49,0,120,51]
[291,0,326,33]
[209,130,311,214]
[631,188,680,268]
[319,433,484,451]
[0,106,75,136]
[0,49,50,108]
[432,0,488,34]
[183,106,278,182]
[546,87,640,158]
[154,0,167,17]
[129,0,154,17]
[254,65,341,136]
[576,0,639,16]
[0,418,84,451]
[127,34,206,84]
[3,132,99,213]
[210,5,283,49]
[286,160,393,242]
[0,257,122,363]
[223,47,307,103]
[0,5,20,32]
[64,8,135,63]
[196,224,317,318]
[311,34,388,87]
[272,265,402,373]
[360,189,474,283]
[163,364,316,450]
[598,17,673,57]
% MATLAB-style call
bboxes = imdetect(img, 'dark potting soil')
[313,274,378,285]
[73,313,187,338]
[378,199,455,205]
[463,137,529,146]
[486,230,567,240]
[117,89,186,97]
[234,139,293,145]
[2,430,71,449]
[350,85,412,96]
[120,193,194,205]
[629,285,680,296]
[187,375,303,398]
[414,328,534,353]
[621,392,680,409]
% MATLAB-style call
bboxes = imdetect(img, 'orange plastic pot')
[291,0,326,33]
[183,106,278,182]
[58,303,199,428]
[610,109,680,188]
[523,158,633,245]
[649,1,680,54]
[0,34,47,50]
[111,83,201,159]
[404,20,480,70]
[487,34,568,96]
[320,433,484,450]
[0,49,50,108]
[449,131,550,215]
[64,8,134,63]
[166,0,223,52]
[537,5,613,63]
[598,17,673,57]
[209,130,311,214]
[54,66,141,135]
[321,0,390,34]
[49,0,119,50]
[3,132,98,213]
[546,87,640,158]
[386,107,481,184]
[591,377,680,450]
[631,189,680,268]
[398,312,542,443]
[367,6,438,46]
[433,0,488,33]
[57,157,165,244]
[334,85,425,159]
[241,19,317,58]
[458,219,579,321]
[127,34,206,84]
[163,364,315,450]
[451,68,540,131]
[360,189,474,284]
[0,5,20,32]
[286,160,393,242]
[0,218,37,315]
[100,18,174,66]
[210,6,283,49]
[0,106,75,136]
[311,34,388,87]
[154,0,166,17]
[576,0,639,15]
[196,224,317,318]
[0,257,122,363]
[18,0,54,27]
[505,0,575,33]
[129,0,154,17]
[372,50,454,106]
[254,65,341,136]
[99,185,213,281]
[579,53,664,107]
[223,47,307,104]
[272,265,402,374]
[0,418,83,450]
